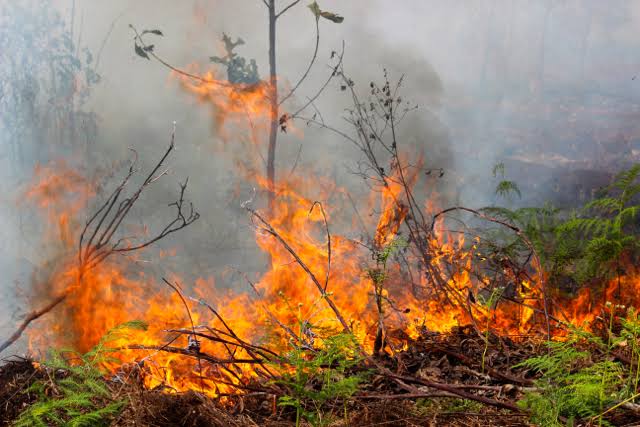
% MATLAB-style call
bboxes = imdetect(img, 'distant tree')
[0,0,100,176]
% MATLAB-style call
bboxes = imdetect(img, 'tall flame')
[20,62,640,398]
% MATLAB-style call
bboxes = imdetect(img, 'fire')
[174,67,273,176]
[20,62,640,398]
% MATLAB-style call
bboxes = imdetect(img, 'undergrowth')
[14,320,147,427]
[517,307,640,426]
[272,293,367,427]
[276,332,365,427]
[483,163,640,289]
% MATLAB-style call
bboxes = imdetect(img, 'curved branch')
[276,0,302,19]
[0,295,66,354]
[243,203,352,335]
[278,17,319,106]
[130,25,233,89]
[289,41,345,119]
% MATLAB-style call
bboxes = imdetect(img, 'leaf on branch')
[308,1,344,23]
[308,1,321,18]
[496,180,522,199]
[142,29,164,36]
[134,43,150,60]
[320,10,344,23]
[279,113,290,133]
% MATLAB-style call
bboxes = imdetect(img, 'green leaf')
[134,43,149,60]
[495,180,521,199]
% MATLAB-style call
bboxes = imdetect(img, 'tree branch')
[278,17,319,106]
[0,295,66,354]
[243,202,352,335]
[276,0,302,19]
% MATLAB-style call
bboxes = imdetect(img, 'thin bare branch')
[278,17,319,106]
[289,41,345,119]
[242,203,352,335]
[276,0,302,19]
[0,295,66,354]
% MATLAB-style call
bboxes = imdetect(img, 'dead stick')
[432,345,534,386]
[120,344,265,365]
[355,392,458,400]
[244,205,352,335]
[0,294,66,354]
[380,367,523,413]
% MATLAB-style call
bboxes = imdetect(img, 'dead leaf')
[308,1,343,23]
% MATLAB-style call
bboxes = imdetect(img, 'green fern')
[14,320,147,427]
[275,331,367,427]
[516,328,623,426]
[555,164,640,284]
[516,311,640,426]
[483,164,640,289]
[492,162,522,200]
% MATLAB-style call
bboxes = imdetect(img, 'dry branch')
[0,295,66,354]
[1,128,198,356]
[243,203,352,335]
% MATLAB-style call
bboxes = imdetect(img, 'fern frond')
[14,321,143,426]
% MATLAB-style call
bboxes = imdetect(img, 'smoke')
[3,0,640,349]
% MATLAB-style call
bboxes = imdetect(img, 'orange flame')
[21,63,640,398]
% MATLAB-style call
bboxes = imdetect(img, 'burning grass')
[5,320,640,426]
[0,328,537,427]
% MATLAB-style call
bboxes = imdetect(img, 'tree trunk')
[267,0,278,212]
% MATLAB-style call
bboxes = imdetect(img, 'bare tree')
[131,1,344,211]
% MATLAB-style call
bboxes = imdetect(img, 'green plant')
[276,332,365,427]
[477,287,503,373]
[492,162,522,200]
[514,308,640,427]
[620,307,640,393]
[14,320,147,427]
[483,164,640,293]
[555,164,640,285]
[483,163,563,271]
[516,328,623,426]
[366,238,407,355]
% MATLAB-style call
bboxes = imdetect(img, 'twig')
[276,0,302,19]
[278,17,319,106]
[161,278,204,392]
[0,295,66,354]
[431,345,534,386]
[309,201,331,291]
[289,41,345,119]
[385,371,523,413]
[243,203,352,335]
[120,345,263,365]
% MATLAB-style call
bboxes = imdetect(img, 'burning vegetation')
[3,2,640,427]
